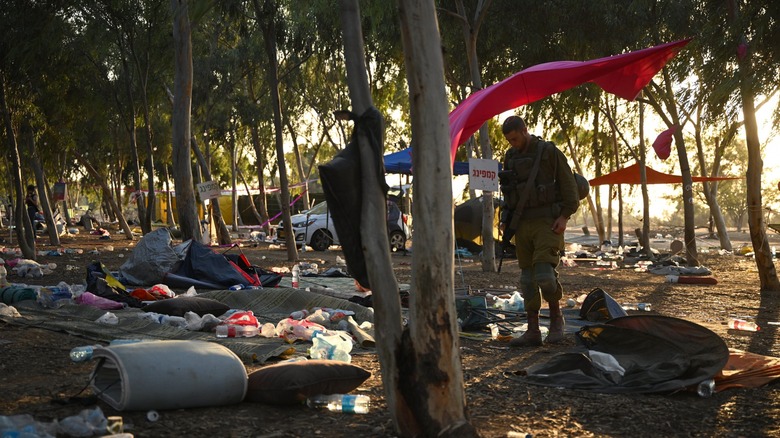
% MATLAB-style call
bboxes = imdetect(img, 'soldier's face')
[504,128,527,150]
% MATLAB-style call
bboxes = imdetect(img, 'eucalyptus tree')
[251,0,298,261]
[77,0,174,236]
[170,0,202,242]
[0,0,86,254]
[706,0,780,290]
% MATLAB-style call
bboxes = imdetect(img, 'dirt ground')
[2,224,780,438]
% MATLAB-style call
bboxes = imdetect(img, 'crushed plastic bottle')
[306,394,370,414]
[697,378,716,397]
[215,324,259,338]
[69,345,98,362]
[622,303,652,311]
[728,319,760,332]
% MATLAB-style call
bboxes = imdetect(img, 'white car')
[275,200,410,252]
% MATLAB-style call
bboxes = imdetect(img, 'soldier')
[499,116,579,347]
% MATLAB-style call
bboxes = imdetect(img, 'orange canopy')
[588,163,741,186]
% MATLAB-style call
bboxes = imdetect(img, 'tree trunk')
[591,107,606,243]
[285,118,310,211]
[120,56,150,235]
[455,0,496,272]
[72,151,134,240]
[164,165,176,226]
[170,0,201,243]
[638,101,653,257]
[27,135,60,246]
[254,0,297,261]
[190,136,231,244]
[727,16,780,289]
[230,127,239,232]
[237,167,263,225]
[339,0,409,433]
[246,72,271,235]
[0,79,36,259]
[695,128,732,252]
[397,0,477,435]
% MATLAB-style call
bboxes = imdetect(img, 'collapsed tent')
[523,314,730,394]
[448,39,691,160]
[384,147,470,175]
[588,163,741,186]
[119,228,281,289]
[454,196,500,253]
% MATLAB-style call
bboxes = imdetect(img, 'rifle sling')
[508,143,545,231]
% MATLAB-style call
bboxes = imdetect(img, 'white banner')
[197,181,222,200]
[468,158,499,192]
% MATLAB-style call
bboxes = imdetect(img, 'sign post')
[468,158,499,192]
[197,181,221,201]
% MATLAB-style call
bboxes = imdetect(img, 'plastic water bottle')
[291,265,300,288]
[216,324,259,338]
[728,319,760,331]
[622,303,652,311]
[697,378,716,397]
[69,345,96,362]
[306,394,370,414]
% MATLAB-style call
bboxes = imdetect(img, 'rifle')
[497,226,514,273]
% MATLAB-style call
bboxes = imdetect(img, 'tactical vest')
[502,139,560,219]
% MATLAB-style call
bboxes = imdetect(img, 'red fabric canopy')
[448,39,691,161]
[588,163,741,186]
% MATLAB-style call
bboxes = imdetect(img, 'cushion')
[245,360,371,405]
[142,296,230,317]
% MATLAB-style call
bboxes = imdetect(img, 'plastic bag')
[309,331,354,362]
[276,318,326,342]
[75,292,125,310]
[222,310,259,326]
[96,312,119,325]
[149,284,175,299]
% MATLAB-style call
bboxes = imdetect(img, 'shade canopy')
[384,147,469,175]
[588,163,741,186]
[448,39,691,162]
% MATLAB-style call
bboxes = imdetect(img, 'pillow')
[142,296,230,317]
[245,360,371,405]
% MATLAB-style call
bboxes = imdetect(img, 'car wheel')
[310,229,332,251]
[388,230,406,252]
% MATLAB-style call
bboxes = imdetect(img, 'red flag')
[448,39,691,162]
[652,125,678,160]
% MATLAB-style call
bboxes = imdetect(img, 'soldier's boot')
[510,311,543,347]
[546,300,566,344]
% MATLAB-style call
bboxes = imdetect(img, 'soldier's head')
[502,116,529,151]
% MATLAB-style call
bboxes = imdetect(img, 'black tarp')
[318,107,387,289]
[524,315,730,393]
[166,240,260,289]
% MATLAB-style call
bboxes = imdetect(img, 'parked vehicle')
[275,200,410,252]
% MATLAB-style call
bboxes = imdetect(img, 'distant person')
[499,116,579,348]
[25,185,39,227]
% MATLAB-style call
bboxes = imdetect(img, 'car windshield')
[304,202,329,216]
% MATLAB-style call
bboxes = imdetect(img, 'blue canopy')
[383,147,469,175]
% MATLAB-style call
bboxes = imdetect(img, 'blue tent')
[383,147,470,175]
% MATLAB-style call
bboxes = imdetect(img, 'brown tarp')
[588,163,741,187]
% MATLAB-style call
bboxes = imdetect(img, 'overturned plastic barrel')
[89,340,247,411]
